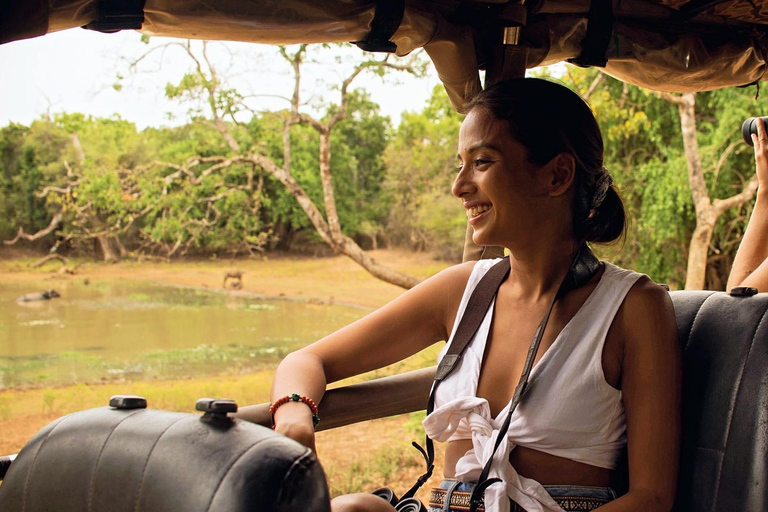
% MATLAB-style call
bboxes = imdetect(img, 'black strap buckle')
[82,0,146,34]
[353,0,405,53]
[568,0,613,68]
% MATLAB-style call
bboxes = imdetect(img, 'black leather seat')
[0,401,331,512]
[670,290,768,511]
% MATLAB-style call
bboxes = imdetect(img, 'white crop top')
[422,259,643,512]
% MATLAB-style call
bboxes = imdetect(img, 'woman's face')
[453,106,551,249]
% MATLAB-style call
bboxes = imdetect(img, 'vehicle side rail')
[234,366,435,431]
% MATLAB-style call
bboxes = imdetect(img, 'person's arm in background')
[728,118,768,292]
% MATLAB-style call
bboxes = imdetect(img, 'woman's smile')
[465,202,493,223]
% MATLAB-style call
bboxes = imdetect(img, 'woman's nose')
[452,168,475,199]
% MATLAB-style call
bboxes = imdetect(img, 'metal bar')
[234,366,436,431]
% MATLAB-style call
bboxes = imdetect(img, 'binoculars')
[742,117,768,145]
[372,488,427,512]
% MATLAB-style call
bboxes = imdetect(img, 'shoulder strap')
[434,258,512,382]
[401,257,510,500]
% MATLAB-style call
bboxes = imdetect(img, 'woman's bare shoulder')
[413,260,476,305]
[617,274,678,355]
[622,275,675,319]
[426,260,477,286]
[410,260,478,333]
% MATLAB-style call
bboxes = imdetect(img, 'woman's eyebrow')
[458,143,502,158]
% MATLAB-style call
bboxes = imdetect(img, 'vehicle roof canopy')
[2,0,767,107]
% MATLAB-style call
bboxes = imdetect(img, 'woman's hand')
[728,116,768,291]
[273,401,317,451]
[751,117,768,191]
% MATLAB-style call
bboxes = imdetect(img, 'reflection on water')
[0,280,369,389]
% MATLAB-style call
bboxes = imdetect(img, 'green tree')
[382,84,465,260]
[0,122,52,239]
[3,114,154,262]
[562,67,762,289]
[123,40,425,288]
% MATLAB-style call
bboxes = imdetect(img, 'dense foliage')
[0,91,392,259]
[558,68,761,288]
[1,56,764,288]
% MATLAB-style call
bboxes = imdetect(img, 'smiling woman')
[455,78,626,251]
[267,77,681,512]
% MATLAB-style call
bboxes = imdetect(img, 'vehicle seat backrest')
[0,406,331,512]
[670,290,768,512]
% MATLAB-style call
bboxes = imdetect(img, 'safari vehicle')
[0,1,766,511]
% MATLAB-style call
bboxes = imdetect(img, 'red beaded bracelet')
[269,393,320,429]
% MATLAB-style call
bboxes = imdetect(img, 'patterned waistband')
[428,487,612,512]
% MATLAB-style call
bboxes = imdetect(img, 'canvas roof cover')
[1,0,767,106]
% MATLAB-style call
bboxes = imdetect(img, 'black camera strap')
[403,244,600,508]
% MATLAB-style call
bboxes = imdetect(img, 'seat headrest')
[0,404,331,512]
[670,290,768,512]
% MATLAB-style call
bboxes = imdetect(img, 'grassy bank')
[0,249,451,499]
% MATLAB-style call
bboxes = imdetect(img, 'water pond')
[0,279,369,389]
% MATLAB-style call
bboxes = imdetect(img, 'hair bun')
[591,170,613,210]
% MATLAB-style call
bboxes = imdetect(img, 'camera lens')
[372,488,399,506]
[742,117,768,146]
[394,497,427,512]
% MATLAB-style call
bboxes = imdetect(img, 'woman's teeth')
[467,204,492,218]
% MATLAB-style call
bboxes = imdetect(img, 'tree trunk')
[112,236,127,259]
[340,237,421,289]
[657,90,759,290]
[676,92,713,290]
[250,154,336,247]
[686,219,715,290]
[97,235,120,263]
[318,131,343,243]
[250,153,421,289]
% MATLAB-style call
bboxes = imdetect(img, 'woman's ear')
[547,153,576,197]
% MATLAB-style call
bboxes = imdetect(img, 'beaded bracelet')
[269,393,320,429]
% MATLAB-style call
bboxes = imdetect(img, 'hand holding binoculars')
[742,117,768,146]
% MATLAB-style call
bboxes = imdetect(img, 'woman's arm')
[728,117,768,291]
[269,262,475,449]
[597,278,682,512]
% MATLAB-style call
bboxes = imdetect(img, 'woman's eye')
[456,159,492,172]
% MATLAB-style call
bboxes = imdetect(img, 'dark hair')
[461,77,626,244]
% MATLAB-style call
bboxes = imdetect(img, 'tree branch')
[712,139,741,182]
[29,253,68,268]
[4,211,63,245]
[713,173,759,215]
[584,72,605,101]
[655,90,685,106]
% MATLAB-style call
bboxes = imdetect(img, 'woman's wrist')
[270,393,320,429]
[272,403,318,450]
